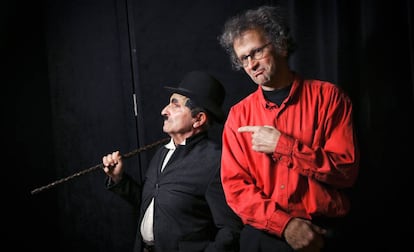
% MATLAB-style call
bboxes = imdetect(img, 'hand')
[283,218,327,252]
[102,151,123,183]
[238,125,280,154]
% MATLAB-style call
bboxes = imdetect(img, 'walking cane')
[30,137,170,195]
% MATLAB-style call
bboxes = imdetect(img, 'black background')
[7,0,413,251]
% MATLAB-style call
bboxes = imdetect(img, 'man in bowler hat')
[102,70,243,252]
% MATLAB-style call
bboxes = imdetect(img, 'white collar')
[164,138,186,150]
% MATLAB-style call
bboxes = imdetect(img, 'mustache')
[162,114,168,120]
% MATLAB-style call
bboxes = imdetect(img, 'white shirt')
[140,138,185,244]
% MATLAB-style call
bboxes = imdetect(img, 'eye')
[240,55,249,61]
[255,47,264,53]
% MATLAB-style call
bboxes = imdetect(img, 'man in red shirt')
[218,5,360,252]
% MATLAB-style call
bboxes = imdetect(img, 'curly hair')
[218,5,296,71]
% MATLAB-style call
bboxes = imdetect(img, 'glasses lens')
[253,48,264,60]
[239,43,270,67]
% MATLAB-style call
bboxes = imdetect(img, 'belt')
[143,243,155,252]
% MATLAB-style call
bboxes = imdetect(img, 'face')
[161,93,196,138]
[233,29,284,90]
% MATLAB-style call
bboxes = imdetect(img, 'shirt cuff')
[266,210,292,237]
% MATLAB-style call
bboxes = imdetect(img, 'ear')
[193,112,207,128]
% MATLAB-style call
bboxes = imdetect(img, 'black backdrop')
[8,0,413,251]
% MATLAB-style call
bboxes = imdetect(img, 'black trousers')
[240,225,294,252]
[143,244,155,252]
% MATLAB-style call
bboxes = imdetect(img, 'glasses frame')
[238,42,272,67]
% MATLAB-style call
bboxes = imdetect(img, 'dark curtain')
[9,0,413,251]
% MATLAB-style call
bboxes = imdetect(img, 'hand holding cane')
[30,137,169,195]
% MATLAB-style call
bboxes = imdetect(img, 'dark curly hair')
[218,5,296,71]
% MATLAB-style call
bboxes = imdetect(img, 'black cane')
[30,137,169,195]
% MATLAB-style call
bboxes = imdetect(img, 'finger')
[311,224,327,235]
[107,162,118,170]
[263,125,275,130]
[102,155,110,166]
[107,151,120,162]
[112,151,120,157]
[103,152,119,167]
[238,126,260,133]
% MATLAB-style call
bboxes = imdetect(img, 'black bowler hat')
[165,70,226,123]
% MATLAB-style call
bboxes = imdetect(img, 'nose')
[161,104,169,115]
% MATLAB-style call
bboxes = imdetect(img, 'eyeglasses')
[238,42,272,67]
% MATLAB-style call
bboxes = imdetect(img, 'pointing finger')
[238,126,261,133]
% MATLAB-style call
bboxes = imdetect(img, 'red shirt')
[221,74,360,237]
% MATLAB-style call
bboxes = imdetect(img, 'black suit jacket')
[108,132,243,252]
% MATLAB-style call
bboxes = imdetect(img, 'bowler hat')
[165,70,226,123]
